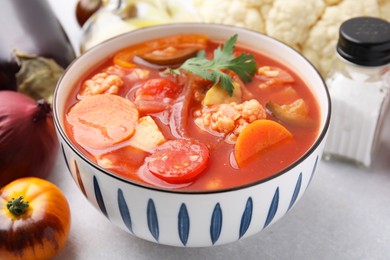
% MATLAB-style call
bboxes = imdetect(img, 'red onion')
[0,91,58,187]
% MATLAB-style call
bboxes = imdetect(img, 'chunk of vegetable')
[234,119,293,167]
[79,72,124,96]
[267,86,299,105]
[257,66,295,89]
[114,34,208,68]
[136,78,182,98]
[140,47,199,66]
[147,139,210,184]
[203,81,242,106]
[128,116,166,152]
[67,94,139,149]
[97,146,147,180]
[266,99,315,127]
[134,78,183,113]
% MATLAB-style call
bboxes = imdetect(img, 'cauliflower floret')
[79,72,124,96]
[195,99,266,143]
[211,114,236,134]
[266,0,325,51]
[302,0,380,76]
[209,104,241,134]
[193,0,266,33]
[236,99,266,123]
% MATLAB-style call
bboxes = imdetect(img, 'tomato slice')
[136,78,182,98]
[134,78,183,113]
[147,139,210,184]
[113,34,208,68]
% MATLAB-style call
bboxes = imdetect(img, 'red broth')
[64,34,320,191]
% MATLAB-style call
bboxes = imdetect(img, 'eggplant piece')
[140,48,199,66]
[266,99,315,128]
[0,0,75,91]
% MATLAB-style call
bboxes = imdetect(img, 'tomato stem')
[7,196,29,216]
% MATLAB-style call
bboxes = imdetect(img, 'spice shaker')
[323,16,390,167]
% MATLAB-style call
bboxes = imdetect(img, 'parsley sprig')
[170,34,257,96]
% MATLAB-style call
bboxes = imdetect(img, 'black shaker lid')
[337,16,390,66]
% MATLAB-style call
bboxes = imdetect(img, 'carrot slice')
[234,119,293,167]
[67,94,139,149]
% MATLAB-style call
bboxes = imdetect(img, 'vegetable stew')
[64,34,320,191]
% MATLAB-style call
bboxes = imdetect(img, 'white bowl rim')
[53,23,331,195]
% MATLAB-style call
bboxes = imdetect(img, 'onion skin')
[0,91,58,187]
[0,177,71,260]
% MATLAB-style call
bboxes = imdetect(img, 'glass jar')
[79,0,200,52]
[323,17,390,167]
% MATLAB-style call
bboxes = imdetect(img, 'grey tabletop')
[48,1,390,259]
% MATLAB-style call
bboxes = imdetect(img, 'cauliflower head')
[266,0,325,50]
[193,0,388,76]
[301,0,381,75]
[193,0,270,33]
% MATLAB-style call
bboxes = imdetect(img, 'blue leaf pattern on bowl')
[239,197,253,239]
[178,203,190,246]
[307,155,319,187]
[74,162,87,198]
[288,173,302,211]
[264,187,279,228]
[61,144,71,175]
[147,199,159,242]
[93,176,108,218]
[210,203,222,245]
[118,189,133,234]
[61,144,87,198]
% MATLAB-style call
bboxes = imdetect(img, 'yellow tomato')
[0,177,71,260]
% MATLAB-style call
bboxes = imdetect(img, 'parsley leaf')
[170,34,257,96]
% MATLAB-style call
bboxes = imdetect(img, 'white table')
[48,1,390,259]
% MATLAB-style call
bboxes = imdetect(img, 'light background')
[47,1,390,259]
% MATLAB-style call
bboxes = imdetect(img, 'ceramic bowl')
[53,23,331,247]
